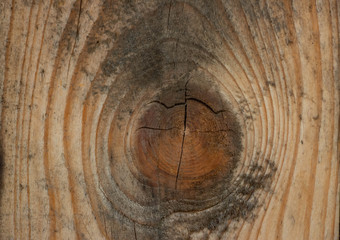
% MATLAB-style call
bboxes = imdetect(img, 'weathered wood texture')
[0,0,339,239]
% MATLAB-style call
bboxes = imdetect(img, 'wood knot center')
[131,81,242,198]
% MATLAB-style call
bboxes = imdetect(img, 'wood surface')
[0,0,339,239]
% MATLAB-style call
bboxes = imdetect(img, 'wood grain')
[0,0,339,239]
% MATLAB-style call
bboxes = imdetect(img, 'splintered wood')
[0,0,339,239]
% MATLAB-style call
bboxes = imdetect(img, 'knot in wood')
[131,81,242,199]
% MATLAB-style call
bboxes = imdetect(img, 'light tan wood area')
[0,0,339,239]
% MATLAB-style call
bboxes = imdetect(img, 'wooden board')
[0,0,339,239]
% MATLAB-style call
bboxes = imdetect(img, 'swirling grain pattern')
[0,0,339,239]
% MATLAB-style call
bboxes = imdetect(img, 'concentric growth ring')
[78,1,279,238]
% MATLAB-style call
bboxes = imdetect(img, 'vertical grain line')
[3,0,17,238]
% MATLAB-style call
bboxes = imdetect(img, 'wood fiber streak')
[0,0,339,239]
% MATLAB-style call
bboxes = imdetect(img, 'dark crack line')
[167,0,172,30]
[175,105,186,190]
[175,80,190,190]
[148,100,185,109]
[133,222,137,240]
[174,38,179,70]
[76,0,82,38]
[186,97,227,114]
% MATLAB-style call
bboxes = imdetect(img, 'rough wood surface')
[0,0,339,239]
